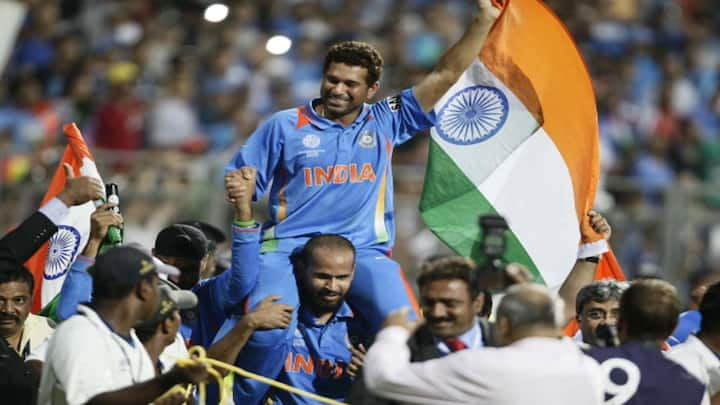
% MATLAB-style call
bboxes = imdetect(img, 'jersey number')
[600,358,641,405]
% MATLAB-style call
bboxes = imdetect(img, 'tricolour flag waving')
[25,123,101,311]
[420,0,604,289]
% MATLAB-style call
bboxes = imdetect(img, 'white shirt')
[667,335,720,396]
[364,326,604,405]
[38,305,155,405]
[158,332,189,372]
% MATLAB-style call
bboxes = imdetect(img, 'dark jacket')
[0,211,58,266]
[346,319,494,405]
[0,336,39,405]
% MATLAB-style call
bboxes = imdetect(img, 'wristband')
[579,256,600,264]
[233,219,256,227]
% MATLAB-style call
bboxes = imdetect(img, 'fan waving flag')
[25,123,102,311]
[420,0,604,289]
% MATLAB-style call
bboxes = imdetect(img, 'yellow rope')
[175,346,347,405]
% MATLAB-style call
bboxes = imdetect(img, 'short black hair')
[417,256,492,317]
[418,256,479,299]
[575,280,627,315]
[0,264,34,294]
[295,234,356,270]
[323,41,384,85]
[620,279,680,341]
[700,282,720,334]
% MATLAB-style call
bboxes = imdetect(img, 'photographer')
[575,280,627,347]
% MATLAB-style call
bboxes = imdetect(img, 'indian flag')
[420,0,601,289]
[25,123,102,311]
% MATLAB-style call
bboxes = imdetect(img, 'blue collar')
[304,99,371,129]
[97,315,135,347]
[299,301,354,326]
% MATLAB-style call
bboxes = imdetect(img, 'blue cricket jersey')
[270,303,364,405]
[586,342,706,404]
[668,310,701,347]
[226,88,435,251]
[190,223,262,346]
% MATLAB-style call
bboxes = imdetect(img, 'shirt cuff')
[38,198,70,225]
[577,239,609,259]
[72,256,95,272]
[376,326,411,344]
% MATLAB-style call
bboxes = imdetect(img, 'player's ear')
[366,81,380,100]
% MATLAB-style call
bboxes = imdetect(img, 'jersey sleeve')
[196,223,262,313]
[226,115,285,200]
[372,88,436,146]
[56,256,94,322]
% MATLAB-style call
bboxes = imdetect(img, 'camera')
[474,214,510,292]
[595,324,620,347]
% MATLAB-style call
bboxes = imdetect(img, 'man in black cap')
[38,246,209,405]
[178,220,228,279]
[153,224,209,290]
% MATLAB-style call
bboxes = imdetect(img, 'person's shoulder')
[52,314,95,340]
[24,313,55,342]
[264,106,310,129]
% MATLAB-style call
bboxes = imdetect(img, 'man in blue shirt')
[586,279,708,404]
[210,233,366,404]
[225,2,501,402]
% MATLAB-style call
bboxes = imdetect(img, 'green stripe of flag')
[419,139,545,284]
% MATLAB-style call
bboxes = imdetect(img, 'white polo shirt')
[38,305,155,405]
[667,335,720,396]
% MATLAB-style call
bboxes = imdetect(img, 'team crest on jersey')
[386,95,401,112]
[358,130,376,148]
[45,225,81,280]
[302,134,321,149]
[436,85,509,145]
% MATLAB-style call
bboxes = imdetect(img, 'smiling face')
[319,62,379,122]
[0,281,32,339]
[301,246,355,314]
[421,279,483,339]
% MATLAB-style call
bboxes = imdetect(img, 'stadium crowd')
[1,0,720,404]
[1,0,720,280]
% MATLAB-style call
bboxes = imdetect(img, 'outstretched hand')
[225,167,256,221]
[245,295,293,330]
[587,210,611,241]
[56,163,104,206]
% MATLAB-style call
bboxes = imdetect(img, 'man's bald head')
[495,284,562,345]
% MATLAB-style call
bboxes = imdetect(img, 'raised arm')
[221,167,263,309]
[56,203,123,321]
[558,211,612,323]
[413,0,500,111]
[0,163,104,264]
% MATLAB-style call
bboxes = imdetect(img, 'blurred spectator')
[147,73,205,151]
[668,281,720,401]
[93,62,145,150]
